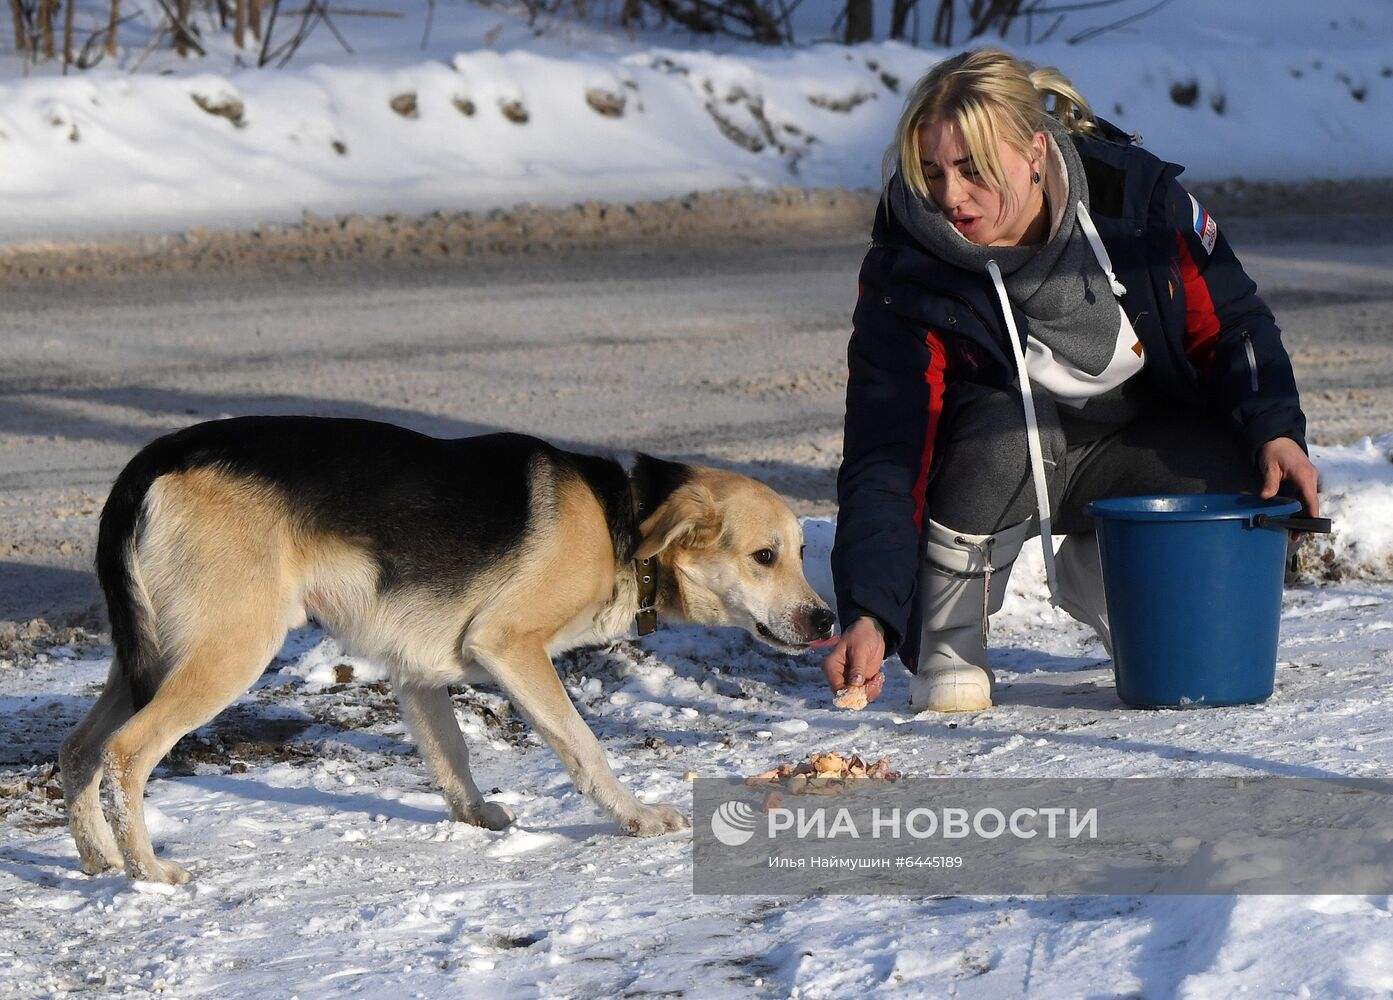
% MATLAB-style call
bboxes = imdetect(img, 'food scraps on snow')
[744,751,900,797]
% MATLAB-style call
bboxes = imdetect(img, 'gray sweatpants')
[925,383,1263,536]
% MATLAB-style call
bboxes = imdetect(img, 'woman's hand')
[822,616,887,705]
[1259,437,1320,517]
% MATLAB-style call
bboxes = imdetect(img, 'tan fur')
[649,469,828,648]
[64,454,830,883]
[635,483,721,560]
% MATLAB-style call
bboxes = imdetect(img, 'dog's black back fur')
[99,417,694,707]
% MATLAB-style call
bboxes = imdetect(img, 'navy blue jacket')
[831,124,1307,668]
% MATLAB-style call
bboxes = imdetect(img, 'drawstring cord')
[986,258,1060,605]
[983,200,1127,607]
[1076,200,1128,297]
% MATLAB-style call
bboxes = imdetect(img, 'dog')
[60,416,835,883]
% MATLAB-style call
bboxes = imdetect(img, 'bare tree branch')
[890,0,918,40]
[40,0,56,58]
[1065,0,1174,43]
[149,0,205,55]
[45,0,1171,71]
[419,0,432,49]
[844,0,871,43]
[175,0,190,54]
[640,0,787,44]
[931,0,954,45]
[129,22,167,70]
[257,0,280,66]
[10,0,27,54]
[63,0,74,65]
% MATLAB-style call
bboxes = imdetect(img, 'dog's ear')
[635,484,722,559]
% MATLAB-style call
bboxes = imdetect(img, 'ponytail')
[1028,64,1098,136]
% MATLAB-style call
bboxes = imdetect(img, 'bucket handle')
[1254,513,1332,533]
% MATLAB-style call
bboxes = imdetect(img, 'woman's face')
[917,119,1047,247]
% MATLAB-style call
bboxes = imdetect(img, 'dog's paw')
[456,799,516,830]
[75,839,125,876]
[620,803,690,837]
[477,800,516,831]
[131,857,192,886]
[78,854,123,877]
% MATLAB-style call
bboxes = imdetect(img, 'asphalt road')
[3,215,1390,625]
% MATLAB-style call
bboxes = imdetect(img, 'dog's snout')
[810,607,836,638]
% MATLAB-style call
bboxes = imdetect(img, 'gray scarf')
[889,115,1121,376]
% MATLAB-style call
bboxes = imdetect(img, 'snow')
[3,0,1392,242]
[2,436,1391,997]
[1305,434,1393,579]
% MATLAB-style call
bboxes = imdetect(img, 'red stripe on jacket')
[1176,232,1222,372]
[911,329,950,532]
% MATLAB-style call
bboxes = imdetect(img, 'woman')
[825,49,1319,713]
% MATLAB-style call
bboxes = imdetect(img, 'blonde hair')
[885,49,1097,216]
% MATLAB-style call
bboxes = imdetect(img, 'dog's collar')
[630,482,659,636]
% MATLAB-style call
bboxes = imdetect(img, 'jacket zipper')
[1242,331,1259,391]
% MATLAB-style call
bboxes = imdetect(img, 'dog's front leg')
[478,638,688,837]
[396,683,515,831]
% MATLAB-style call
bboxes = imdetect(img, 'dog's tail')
[96,437,187,712]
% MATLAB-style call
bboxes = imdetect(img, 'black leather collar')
[630,481,658,636]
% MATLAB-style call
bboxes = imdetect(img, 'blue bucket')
[1085,494,1312,709]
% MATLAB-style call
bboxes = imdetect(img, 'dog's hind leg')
[396,683,514,831]
[92,466,306,882]
[102,624,287,884]
[60,659,135,875]
[478,638,688,837]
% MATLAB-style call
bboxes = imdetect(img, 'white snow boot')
[910,518,1030,713]
[1055,532,1113,659]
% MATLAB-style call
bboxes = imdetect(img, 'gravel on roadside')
[3,179,1391,283]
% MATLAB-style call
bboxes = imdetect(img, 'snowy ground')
[3,0,1392,242]
[2,434,1391,998]
[3,0,1393,995]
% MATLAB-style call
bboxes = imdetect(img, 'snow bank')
[1306,433,1393,579]
[3,0,1391,242]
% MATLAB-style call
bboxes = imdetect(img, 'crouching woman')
[825,49,1318,712]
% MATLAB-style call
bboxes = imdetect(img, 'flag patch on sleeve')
[1189,193,1218,255]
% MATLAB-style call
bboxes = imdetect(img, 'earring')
[1032,169,1041,184]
